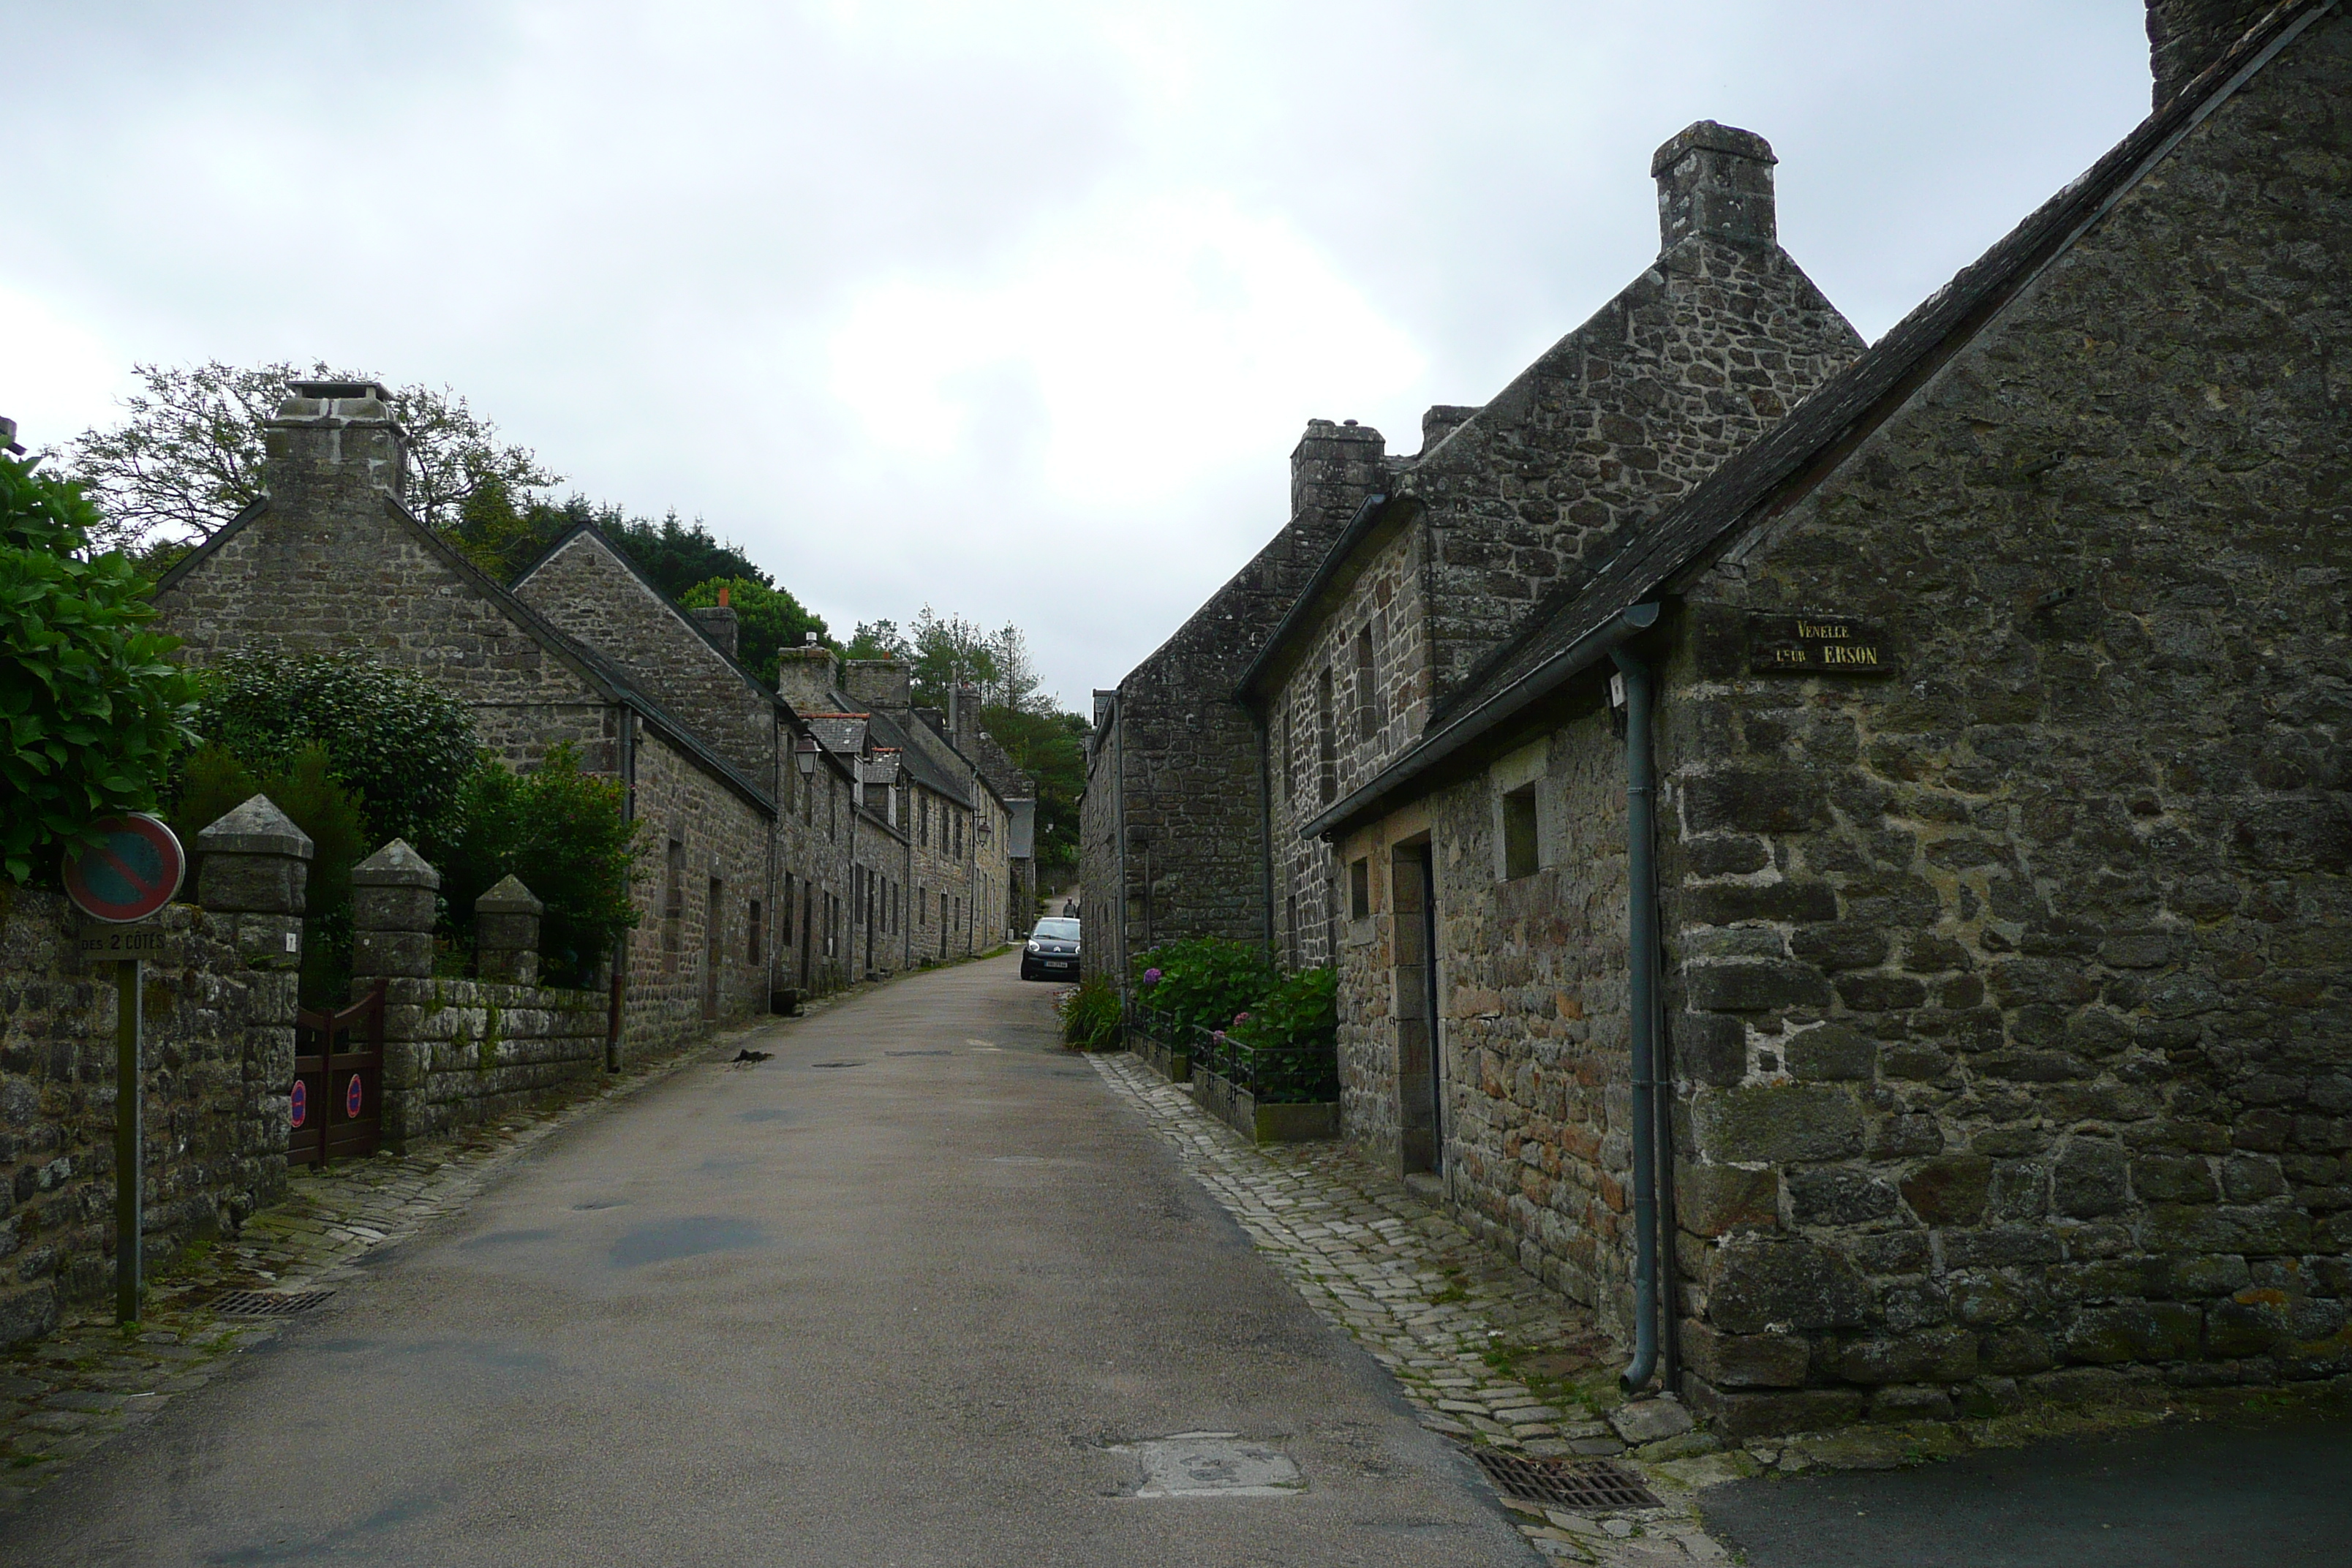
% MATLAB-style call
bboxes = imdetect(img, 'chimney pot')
[688,603,739,659]
[1651,121,1777,252]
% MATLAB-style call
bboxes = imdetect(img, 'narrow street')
[1,957,1533,1567]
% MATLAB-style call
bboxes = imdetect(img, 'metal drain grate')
[211,1289,336,1317]
[1461,1447,1662,1512]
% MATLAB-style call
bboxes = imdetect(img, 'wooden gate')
[290,982,385,1166]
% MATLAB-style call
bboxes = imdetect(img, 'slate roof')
[1303,0,2328,841]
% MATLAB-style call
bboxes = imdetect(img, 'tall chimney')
[843,659,913,714]
[263,380,408,499]
[689,604,739,657]
[775,639,840,715]
[1651,122,1777,252]
[2147,1,2275,107]
[1289,418,1386,540]
[952,683,982,753]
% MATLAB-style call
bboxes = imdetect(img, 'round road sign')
[290,1080,309,1128]
[63,813,185,924]
[345,1074,365,1119]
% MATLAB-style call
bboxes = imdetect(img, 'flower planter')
[1190,1064,1339,1146]
[1130,1028,1191,1085]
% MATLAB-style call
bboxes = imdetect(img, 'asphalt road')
[1699,1414,2352,1567]
[2,954,1532,1567]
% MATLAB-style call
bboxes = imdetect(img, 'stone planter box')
[1131,1028,1191,1085]
[1190,1065,1339,1146]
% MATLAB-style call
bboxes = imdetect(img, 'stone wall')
[513,529,779,784]
[1651,18,2352,1433]
[380,976,608,1145]
[0,890,293,1345]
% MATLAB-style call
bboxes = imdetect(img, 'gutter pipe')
[1610,642,1662,1395]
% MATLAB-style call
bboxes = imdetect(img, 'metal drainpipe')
[1610,643,1662,1395]
[607,709,636,1072]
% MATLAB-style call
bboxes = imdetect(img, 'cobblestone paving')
[0,1018,764,1518]
[1089,1050,1747,1566]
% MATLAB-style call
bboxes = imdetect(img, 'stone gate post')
[193,794,313,969]
[475,875,543,985]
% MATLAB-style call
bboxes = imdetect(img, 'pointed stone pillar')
[194,794,313,969]
[351,840,439,981]
[475,875,544,985]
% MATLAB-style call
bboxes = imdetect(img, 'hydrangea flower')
[1142,967,1163,984]
[1233,1012,1251,1025]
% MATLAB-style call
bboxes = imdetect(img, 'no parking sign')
[63,813,184,923]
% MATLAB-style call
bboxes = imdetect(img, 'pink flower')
[1233,1012,1251,1025]
[1142,968,1163,984]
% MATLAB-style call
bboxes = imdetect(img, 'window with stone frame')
[748,899,762,964]
[1354,622,1380,743]
[1349,856,1371,919]
[1316,666,1337,806]
[1501,783,1539,881]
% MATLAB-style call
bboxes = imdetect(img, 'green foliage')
[169,742,368,1006]
[192,647,476,848]
[601,509,769,600]
[979,702,1088,875]
[1131,937,1278,1039]
[1060,974,1123,1050]
[1229,967,1337,1053]
[64,361,559,550]
[0,451,201,883]
[679,576,829,685]
[435,744,643,987]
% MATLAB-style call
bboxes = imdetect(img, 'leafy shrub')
[192,646,476,847]
[170,742,367,1006]
[1,451,200,882]
[1060,974,1123,1050]
[1131,937,1277,1039]
[434,744,643,987]
[1228,967,1340,1102]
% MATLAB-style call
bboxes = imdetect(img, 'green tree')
[844,618,908,662]
[189,646,478,849]
[437,745,643,987]
[600,509,769,599]
[679,576,829,685]
[64,361,560,550]
[0,449,200,883]
[980,702,1089,877]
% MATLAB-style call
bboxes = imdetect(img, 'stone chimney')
[1651,122,1777,252]
[1420,405,1480,455]
[951,683,982,753]
[1290,418,1387,540]
[2147,1,2274,107]
[844,658,913,714]
[263,380,408,500]
[775,637,840,714]
[689,600,739,659]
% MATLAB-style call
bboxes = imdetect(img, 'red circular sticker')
[290,1079,309,1128]
[63,813,186,924]
[345,1074,365,1119]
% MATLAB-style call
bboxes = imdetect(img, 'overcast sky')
[5,2,2155,712]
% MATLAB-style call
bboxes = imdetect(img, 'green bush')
[1060,974,1123,1050]
[170,742,367,1006]
[191,645,476,848]
[1,451,200,882]
[434,744,643,987]
[1131,937,1277,1039]
[1228,967,1340,1102]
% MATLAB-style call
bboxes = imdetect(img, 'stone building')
[776,648,1018,971]
[1291,0,2350,1431]
[154,382,867,1051]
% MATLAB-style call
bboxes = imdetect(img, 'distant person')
[1062,900,1075,917]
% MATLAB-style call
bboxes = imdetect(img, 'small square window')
[1349,857,1371,920]
[1501,784,1539,880]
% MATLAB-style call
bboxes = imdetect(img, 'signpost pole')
[115,956,143,1324]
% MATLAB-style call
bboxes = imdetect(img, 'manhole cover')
[809,1060,864,1069]
[211,1289,336,1317]
[1118,1431,1302,1497]
[1461,1447,1660,1512]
